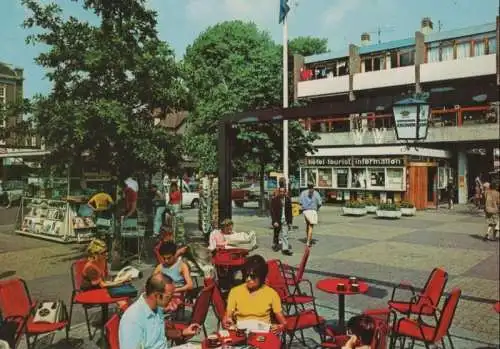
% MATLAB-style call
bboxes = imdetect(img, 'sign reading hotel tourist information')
[305,157,404,167]
[393,98,429,140]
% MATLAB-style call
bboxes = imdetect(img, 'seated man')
[223,255,287,334]
[342,315,375,349]
[153,242,193,312]
[119,273,199,349]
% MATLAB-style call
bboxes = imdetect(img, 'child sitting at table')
[153,241,193,312]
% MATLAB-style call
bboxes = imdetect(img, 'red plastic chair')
[166,283,214,344]
[0,278,69,349]
[390,288,461,349]
[283,246,311,288]
[105,314,120,349]
[389,267,448,318]
[266,259,314,311]
[283,296,326,349]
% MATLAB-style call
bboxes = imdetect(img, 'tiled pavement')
[1,205,499,348]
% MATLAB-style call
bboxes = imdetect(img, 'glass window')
[386,168,404,191]
[474,41,485,56]
[303,168,318,187]
[318,168,333,188]
[363,58,373,72]
[427,47,439,62]
[368,168,386,188]
[350,168,367,189]
[487,37,496,55]
[335,168,349,188]
[399,50,415,66]
[456,42,470,59]
[441,45,453,61]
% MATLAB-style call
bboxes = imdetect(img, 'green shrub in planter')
[378,203,399,211]
[364,198,378,206]
[399,201,415,208]
[344,201,366,208]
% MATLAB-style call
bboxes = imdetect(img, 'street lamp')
[392,96,430,141]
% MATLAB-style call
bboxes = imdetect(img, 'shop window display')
[302,168,318,187]
[335,168,349,188]
[318,168,333,188]
[386,168,404,191]
[368,168,386,188]
[351,168,367,189]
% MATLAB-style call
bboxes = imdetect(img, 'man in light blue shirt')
[119,273,199,349]
[299,184,322,247]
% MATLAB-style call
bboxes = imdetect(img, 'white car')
[181,181,199,208]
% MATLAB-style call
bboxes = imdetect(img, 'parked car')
[181,180,200,208]
[232,183,256,207]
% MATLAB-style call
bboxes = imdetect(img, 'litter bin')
[292,202,301,217]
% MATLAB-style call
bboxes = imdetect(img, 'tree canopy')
[289,36,329,56]
[183,21,326,176]
[21,0,186,177]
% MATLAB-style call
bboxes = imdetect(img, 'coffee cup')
[207,334,220,347]
[337,283,346,291]
[349,276,357,284]
[351,283,359,292]
[236,328,246,337]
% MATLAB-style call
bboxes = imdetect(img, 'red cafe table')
[316,278,369,330]
[201,330,281,349]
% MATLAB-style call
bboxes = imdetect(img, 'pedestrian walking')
[482,182,499,241]
[299,184,322,247]
[270,187,293,256]
[150,184,166,237]
[447,180,455,210]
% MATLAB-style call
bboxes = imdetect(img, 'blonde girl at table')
[223,255,287,335]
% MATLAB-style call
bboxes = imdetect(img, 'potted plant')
[364,198,378,213]
[400,201,416,216]
[376,203,402,219]
[342,201,367,216]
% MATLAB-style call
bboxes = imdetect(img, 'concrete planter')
[342,207,367,216]
[401,207,417,216]
[366,205,377,214]
[376,210,402,219]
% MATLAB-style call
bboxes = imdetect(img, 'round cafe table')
[201,330,280,349]
[316,278,369,330]
[212,248,249,290]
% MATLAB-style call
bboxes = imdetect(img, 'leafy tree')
[289,36,329,56]
[183,21,321,212]
[22,0,186,268]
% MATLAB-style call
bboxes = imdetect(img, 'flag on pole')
[279,0,290,23]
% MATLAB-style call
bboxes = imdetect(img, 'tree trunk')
[259,161,267,216]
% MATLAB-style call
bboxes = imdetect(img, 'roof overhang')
[308,146,451,159]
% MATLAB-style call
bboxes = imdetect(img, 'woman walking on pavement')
[483,182,499,241]
[299,184,322,247]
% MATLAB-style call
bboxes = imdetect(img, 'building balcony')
[306,106,499,147]
[297,54,497,99]
[353,66,414,91]
[297,75,349,98]
[420,54,496,83]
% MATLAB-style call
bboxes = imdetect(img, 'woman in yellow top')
[88,192,114,212]
[223,254,287,334]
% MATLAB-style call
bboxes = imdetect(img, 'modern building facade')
[294,17,500,209]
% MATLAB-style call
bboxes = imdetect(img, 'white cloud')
[322,0,362,27]
[184,0,276,27]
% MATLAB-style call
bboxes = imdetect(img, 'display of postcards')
[39,208,49,218]
[22,218,31,231]
[83,217,95,228]
[42,221,53,234]
[27,207,36,217]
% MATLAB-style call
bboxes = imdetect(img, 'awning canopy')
[0,150,49,159]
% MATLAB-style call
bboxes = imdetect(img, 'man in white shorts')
[299,184,322,247]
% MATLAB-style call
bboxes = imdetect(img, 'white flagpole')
[282,13,289,190]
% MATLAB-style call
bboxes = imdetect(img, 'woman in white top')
[208,218,234,252]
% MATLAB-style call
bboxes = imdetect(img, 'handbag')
[32,301,64,323]
[107,284,138,298]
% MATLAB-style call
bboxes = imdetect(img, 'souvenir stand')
[199,175,214,237]
[15,174,112,243]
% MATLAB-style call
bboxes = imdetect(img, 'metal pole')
[283,15,289,189]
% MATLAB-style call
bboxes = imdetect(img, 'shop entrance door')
[407,165,428,210]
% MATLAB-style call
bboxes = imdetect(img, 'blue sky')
[1,0,498,98]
